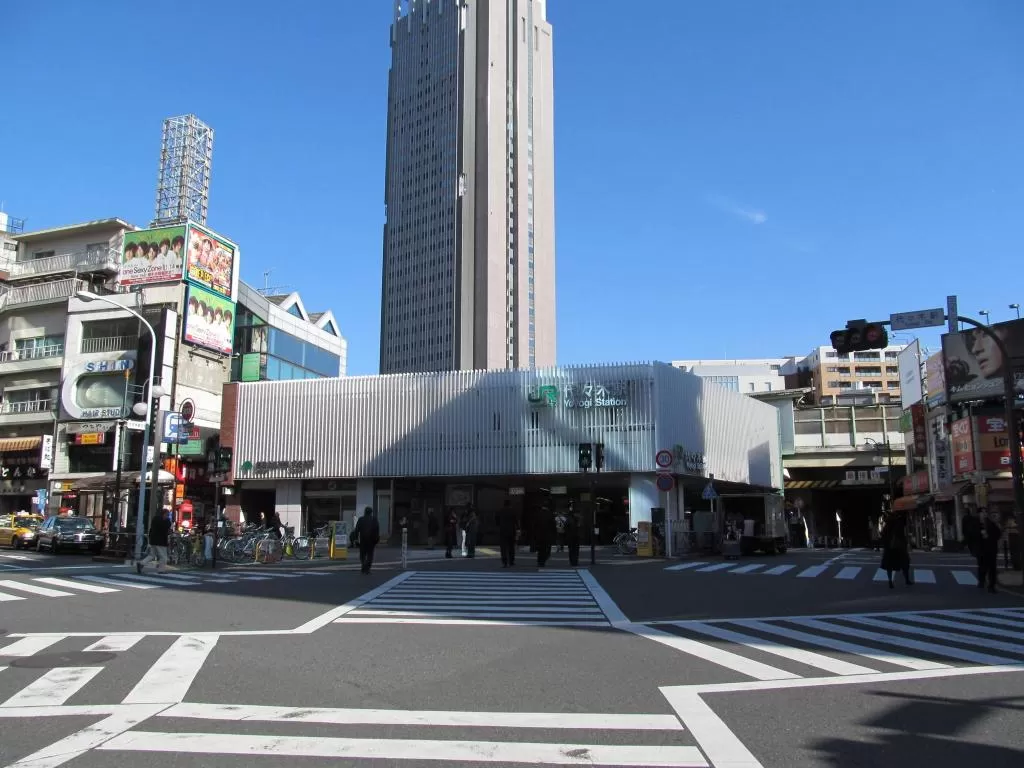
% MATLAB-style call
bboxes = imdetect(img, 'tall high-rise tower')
[152,114,214,227]
[380,0,556,374]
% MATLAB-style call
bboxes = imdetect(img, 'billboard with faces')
[941,318,1024,404]
[116,225,186,287]
[183,284,235,356]
[185,222,239,302]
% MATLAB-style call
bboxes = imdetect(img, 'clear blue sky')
[3,1,1022,373]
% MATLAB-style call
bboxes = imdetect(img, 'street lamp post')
[979,310,990,325]
[76,291,163,564]
[1011,303,1020,320]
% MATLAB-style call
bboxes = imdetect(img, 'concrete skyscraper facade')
[380,0,556,374]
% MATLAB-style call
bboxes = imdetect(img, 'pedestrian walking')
[138,507,172,574]
[565,508,581,567]
[555,510,567,553]
[352,506,380,574]
[975,511,1001,593]
[497,501,518,567]
[880,511,913,588]
[459,510,469,557]
[536,505,555,567]
[444,509,458,559]
[464,506,479,558]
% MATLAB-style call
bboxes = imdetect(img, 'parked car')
[0,514,43,549]
[35,516,104,554]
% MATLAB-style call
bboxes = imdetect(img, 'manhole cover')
[10,651,115,669]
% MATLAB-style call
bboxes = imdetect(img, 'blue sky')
[3,0,1022,374]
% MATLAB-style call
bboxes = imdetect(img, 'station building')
[219,362,784,544]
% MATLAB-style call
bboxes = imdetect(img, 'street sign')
[655,473,674,492]
[655,449,674,469]
[889,308,945,332]
[162,412,190,445]
[179,398,196,423]
[701,482,718,500]
[126,420,146,431]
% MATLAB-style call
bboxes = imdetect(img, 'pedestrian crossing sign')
[701,482,717,500]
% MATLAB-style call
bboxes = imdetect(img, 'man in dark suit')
[497,500,519,567]
[352,507,380,575]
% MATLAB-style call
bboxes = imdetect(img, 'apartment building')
[0,217,346,524]
[801,344,906,406]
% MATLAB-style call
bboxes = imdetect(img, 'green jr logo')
[527,385,559,407]
[239,460,253,475]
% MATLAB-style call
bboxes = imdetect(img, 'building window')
[887,381,900,389]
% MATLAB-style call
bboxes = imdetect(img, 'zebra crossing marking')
[796,565,827,578]
[1,666,103,707]
[696,562,735,573]
[336,570,624,627]
[35,576,118,594]
[952,570,978,585]
[728,563,765,574]
[664,559,983,586]
[664,561,708,571]
[763,564,796,575]
[834,566,860,580]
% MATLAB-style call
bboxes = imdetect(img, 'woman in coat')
[880,511,913,588]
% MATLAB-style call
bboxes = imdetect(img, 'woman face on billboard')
[968,327,1007,378]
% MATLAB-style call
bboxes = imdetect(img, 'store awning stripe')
[0,436,42,453]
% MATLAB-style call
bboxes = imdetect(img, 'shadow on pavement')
[810,690,1024,767]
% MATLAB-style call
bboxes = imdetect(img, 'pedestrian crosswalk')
[633,607,1024,681]
[0,631,706,767]
[335,569,617,627]
[664,559,985,587]
[0,568,335,602]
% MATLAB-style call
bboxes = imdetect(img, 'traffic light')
[215,446,233,474]
[595,442,605,472]
[830,321,888,355]
[578,443,592,471]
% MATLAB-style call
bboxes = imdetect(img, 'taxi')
[0,513,44,549]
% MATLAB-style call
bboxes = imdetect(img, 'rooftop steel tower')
[152,114,214,227]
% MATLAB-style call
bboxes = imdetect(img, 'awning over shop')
[0,436,42,453]
[893,494,932,512]
[69,469,176,491]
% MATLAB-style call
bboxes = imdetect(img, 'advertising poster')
[185,222,238,301]
[976,414,1012,472]
[910,403,928,456]
[924,352,946,408]
[898,340,923,409]
[941,318,1024,403]
[116,225,186,287]
[183,285,236,355]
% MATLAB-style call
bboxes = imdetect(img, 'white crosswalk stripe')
[642,608,1024,680]
[664,559,988,587]
[336,570,621,626]
[0,568,334,603]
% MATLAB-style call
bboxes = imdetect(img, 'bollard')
[401,528,408,570]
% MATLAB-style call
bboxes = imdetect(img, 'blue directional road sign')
[701,481,718,501]
[162,411,190,445]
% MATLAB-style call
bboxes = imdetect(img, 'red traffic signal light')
[830,322,888,354]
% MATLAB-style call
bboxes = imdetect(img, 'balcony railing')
[0,344,64,364]
[0,278,85,309]
[5,248,120,279]
[81,335,137,354]
[0,399,56,415]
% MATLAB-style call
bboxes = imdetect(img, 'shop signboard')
[975,414,1013,472]
[928,416,952,493]
[183,284,236,355]
[910,403,928,456]
[185,222,239,302]
[329,520,349,560]
[941,318,1024,404]
[116,224,186,287]
[951,417,975,475]
[898,341,923,408]
[526,382,629,409]
[39,435,53,471]
[636,521,653,557]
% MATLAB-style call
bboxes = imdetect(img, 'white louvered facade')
[231,362,782,489]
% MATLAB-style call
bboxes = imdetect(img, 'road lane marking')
[1,667,103,707]
[0,590,24,601]
[952,570,978,585]
[34,577,118,594]
[789,617,1019,666]
[115,573,198,587]
[682,622,877,676]
[623,624,800,681]
[896,614,1024,641]
[335,617,612,627]
[292,570,416,633]
[0,636,64,657]
[161,702,686,730]
[578,568,631,625]
[729,564,766,574]
[913,569,936,584]
[734,619,948,671]
[77,575,155,590]
[834,567,861,580]
[661,688,764,768]
[947,610,1024,629]
[844,615,1024,656]
[98,731,709,766]
[696,563,736,573]
[84,635,145,652]
[762,564,795,575]
[122,635,218,704]
[665,561,708,571]
[0,579,72,597]
[796,565,827,578]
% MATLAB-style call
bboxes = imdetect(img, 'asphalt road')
[1,546,1022,767]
